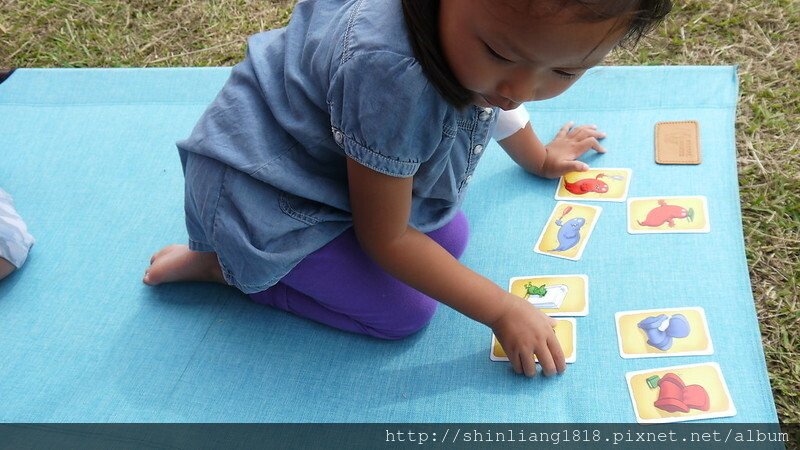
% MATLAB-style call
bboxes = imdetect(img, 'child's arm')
[499,121,607,179]
[346,157,566,377]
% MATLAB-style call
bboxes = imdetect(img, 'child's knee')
[368,295,438,340]
[429,211,470,259]
[448,211,470,258]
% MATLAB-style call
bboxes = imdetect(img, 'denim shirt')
[177,0,499,293]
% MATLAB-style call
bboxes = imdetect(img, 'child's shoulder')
[335,0,417,63]
[272,0,417,77]
[325,0,448,106]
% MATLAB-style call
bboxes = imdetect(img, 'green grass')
[0,0,294,67]
[1,0,798,424]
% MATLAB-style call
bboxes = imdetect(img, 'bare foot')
[0,257,15,281]
[143,244,226,286]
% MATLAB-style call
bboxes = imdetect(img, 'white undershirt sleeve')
[491,104,530,141]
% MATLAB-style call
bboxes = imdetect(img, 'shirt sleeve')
[327,51,451,177]
[0,188,34,269]
[492,104,530,141]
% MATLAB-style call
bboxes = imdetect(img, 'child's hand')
[540,121,607,179]
[490,294,567,377]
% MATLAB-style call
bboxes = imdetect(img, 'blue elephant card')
[615,307,714,359]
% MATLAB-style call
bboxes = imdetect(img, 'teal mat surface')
[0,66,777,422]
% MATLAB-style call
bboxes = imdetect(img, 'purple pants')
[249,211,469,340]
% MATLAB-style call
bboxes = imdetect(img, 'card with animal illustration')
[615,307,713,358]
[626,362,736,424]
[490,318,576,363]
[555,168,632,202]
[534,202,601,261]
[509,275,588,316]
[627,196,710,234]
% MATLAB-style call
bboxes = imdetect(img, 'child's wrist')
[536,150,554,179]
[484,292,519,329]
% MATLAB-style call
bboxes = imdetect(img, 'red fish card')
[627,196,710,234]
[555,168,632,202]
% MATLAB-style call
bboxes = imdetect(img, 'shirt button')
[472,144,484,155]
[465,175,473,184]
[478,107,493,121]
[333,130,344,145]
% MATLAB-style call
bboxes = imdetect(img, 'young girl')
[144,0,671,378]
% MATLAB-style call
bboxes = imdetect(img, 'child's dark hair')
[401,0,673,109]
[401,0,471,108]
[566,0,673,47]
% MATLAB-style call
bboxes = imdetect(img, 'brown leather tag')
[655,121,701,164]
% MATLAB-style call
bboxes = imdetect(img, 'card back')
[655,121,701,164]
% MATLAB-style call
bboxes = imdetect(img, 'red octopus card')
[627,196,710,234]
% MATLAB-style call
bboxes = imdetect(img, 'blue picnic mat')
[0,66,778,422]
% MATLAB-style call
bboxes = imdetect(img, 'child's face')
[439,0,628,110]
